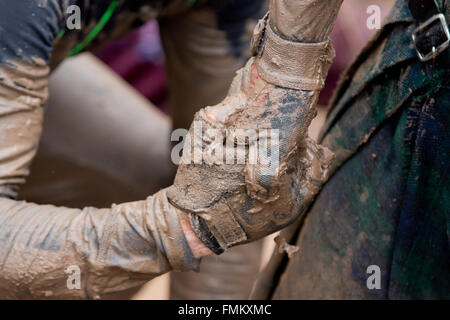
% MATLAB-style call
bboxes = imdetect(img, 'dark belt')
[407,0,450,72]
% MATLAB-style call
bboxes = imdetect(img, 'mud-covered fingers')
[203,62,258,126]
[301,138,335,195]
[205,108,219,123]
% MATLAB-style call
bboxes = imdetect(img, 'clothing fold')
[0,188,199,299]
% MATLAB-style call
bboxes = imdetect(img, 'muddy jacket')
[252,0,450,299]
[0,0,264,299]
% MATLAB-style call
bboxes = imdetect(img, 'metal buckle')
[412,13,450,62]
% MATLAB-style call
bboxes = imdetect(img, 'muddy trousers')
[18,1,266,299]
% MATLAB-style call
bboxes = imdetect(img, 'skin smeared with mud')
[0,59,200,296]
[168,0,342,253]
[0,58,48,198]
[0,0,264,299]
[0,60,199,297]
[0,189,199,299]
[0,0,242,299]
[0,0,344,298]
[0,0,207,298]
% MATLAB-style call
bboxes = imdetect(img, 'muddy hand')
[168,2,338,254]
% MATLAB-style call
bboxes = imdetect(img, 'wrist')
[178,209,213,258]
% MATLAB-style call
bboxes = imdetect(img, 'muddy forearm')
[253,0,343,94]
[0,60,204,299]
[0,189,199,299]
[0,0,206,299]
[269,0,344,42]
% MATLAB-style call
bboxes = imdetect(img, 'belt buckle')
[412,13,450,62]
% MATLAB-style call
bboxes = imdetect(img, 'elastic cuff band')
[251,14,335,91]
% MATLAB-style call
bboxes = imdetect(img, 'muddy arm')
[0,193,200,299]
[0,0,202,299]
[0,65,200,299]
[0,56,200,299]
[0,61,200,298]
[0,0,344,299]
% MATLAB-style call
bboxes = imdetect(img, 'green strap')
[59,0,197,57]
[58,0,120,57]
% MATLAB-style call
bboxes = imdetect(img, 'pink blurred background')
[96,0,396,112]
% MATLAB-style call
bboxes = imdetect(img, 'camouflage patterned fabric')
[253,0,450,299]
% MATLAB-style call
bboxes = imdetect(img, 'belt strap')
[407,0,440,22]
[407,0,450,71]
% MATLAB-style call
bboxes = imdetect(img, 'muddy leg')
[19,53,173,207]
